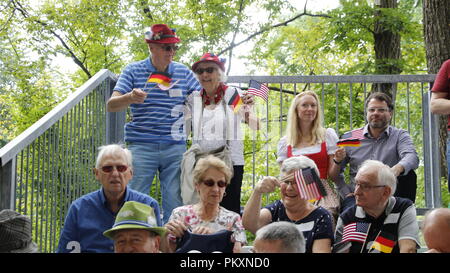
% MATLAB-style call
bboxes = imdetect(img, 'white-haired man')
[253,221,306,253]
[57,144,161,253]
[333,160,419,253]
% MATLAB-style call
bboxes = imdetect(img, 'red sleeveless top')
[287,142,329,179]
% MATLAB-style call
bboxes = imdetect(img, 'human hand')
[334,147,346,163]
[129,88,147,104]
[242,92,254,105]
[165,219,187,238]
[254,176,280,194]
[191,226,214,235]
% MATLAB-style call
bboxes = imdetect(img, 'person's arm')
[56,204,80,253]
[395,130,419,176]
[399,239,417,253]
[106,89,147,112]
[398,204,420,253]
[242,177,279,234]
[430,91,450,115]
[312,238,332,253]
[328,147,346,182]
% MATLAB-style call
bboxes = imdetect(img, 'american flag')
[301,167,327,197]
[342,222,370,243]
[248,80,269,102]
[351,128,365,140]
[294,168,322,200]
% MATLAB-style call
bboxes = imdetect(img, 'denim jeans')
[128,142,186,224]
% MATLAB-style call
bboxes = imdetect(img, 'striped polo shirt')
[114,58,201,144]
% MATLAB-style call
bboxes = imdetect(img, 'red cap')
[144,24,180,44]
[191,53,226,72]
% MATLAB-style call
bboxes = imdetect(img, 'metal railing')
[0,70,441,253]
[0,69,124,252]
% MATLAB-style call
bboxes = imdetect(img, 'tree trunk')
[423,0,450,179]
[372,0,402,98]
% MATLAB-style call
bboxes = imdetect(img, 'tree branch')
[218,8,331,56]
[11,0,92,78]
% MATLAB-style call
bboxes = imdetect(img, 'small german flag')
[228,89,243,114]
[369,232,396,253]
[337,138,361,147]
[147,72,171,87]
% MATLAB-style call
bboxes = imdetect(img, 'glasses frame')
[201,179,227,188]
[100,165,128,173]
[194,67,217,75]
[160,45,179,52]
[354,183,386,192]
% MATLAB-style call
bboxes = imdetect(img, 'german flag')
[228,89,243,114]
[337,138,361,147]
[147,72,171,87]
[370,232,396,253]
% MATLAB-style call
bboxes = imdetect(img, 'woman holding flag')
[276,91,345,225]
[242,156,334,253]
[185,53,259,214]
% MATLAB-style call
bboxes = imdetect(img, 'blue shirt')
[114,58,201,144]
[56,187,161,253]
[264,200,334,253]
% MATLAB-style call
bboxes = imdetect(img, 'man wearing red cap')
[107,24,201,224]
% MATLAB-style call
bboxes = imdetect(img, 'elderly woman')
[276,91,345,223]
[185,53,259,214]
[243,156,334,253]
[165,155,247,253]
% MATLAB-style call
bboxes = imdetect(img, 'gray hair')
[358,160,396,195]
[255,221,306,253]
[280,156,320,176]
[95,144,133,169]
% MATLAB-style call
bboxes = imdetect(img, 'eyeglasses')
[160,45,179,52]
[202,179,227,188]
[194,67,216,75]
[367,107,389,114]
[355,183,386,192]
[281,180,297,187]
[100,165,128,173]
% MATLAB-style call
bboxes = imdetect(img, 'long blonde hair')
[285,91,326,146]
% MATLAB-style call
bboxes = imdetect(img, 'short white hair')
[255,221,306,253]
[95,144,133,169]
[357,160,396,195]
[280,156,320,177]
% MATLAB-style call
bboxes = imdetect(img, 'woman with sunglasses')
[164,155,246,253]
[242,156,334,253]
[184,53,259,215]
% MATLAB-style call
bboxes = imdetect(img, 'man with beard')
[334,92,419,211]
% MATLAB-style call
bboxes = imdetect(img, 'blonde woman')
[276,91,345,223]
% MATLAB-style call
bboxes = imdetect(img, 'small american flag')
[294,168,322,200]
[248,80,269,102]
[342,222,370,243]
[351,128,365,140]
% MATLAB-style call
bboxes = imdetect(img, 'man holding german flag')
[106,24,201,224]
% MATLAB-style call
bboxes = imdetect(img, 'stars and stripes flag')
[294,167,324,200]
[248,80,269,102]
[351,128,365,140]
[342,222,370,243]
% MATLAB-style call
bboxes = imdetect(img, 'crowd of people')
[1,23,450,254]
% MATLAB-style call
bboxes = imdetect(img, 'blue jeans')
[128,142,186,224]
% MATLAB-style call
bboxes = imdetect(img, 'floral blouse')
[168,205,247,244]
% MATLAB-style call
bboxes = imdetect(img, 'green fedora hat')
[104,201,166,239]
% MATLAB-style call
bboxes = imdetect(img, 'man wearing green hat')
[104,201,166,253]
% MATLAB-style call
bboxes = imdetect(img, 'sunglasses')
[194,67,216,75]
[100,165,128,173]
[160,45,179,52]
[202,179,227,188]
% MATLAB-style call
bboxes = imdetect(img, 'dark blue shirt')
[56,187,161,253]
[264,200,334,253]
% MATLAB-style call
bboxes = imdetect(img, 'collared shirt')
[334,197,420,253]
[336,125,419,197]
[56,187,161,253]
[114,58,201,144]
